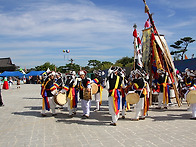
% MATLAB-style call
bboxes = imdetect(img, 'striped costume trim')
[63,85,69,91]
[93,78,99,84]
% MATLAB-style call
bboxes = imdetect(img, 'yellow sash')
[42,79,50,110]
[99,85,103,105]
[68,88,73,109]
[111,76,120,113]
[163,76,168,104]
[143,88,148,116]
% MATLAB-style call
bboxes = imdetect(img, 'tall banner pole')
[142,0,180,107]
[133,24,137,70]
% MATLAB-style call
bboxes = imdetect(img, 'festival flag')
[142,28,152,72]
[142,0,181,107]
[151,33,163,70]
[185,54,188,59]
[133,26,143,70]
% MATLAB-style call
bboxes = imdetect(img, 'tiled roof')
[0,57,14,67]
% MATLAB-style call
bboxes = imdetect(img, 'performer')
[187,73,196,119]
[184,73,195,99]
[106,66,124,126]
[64,71,78,117]
[156,69,169,109]
[92,70,104,112]
[41,71,57,116]
[54,72,64,109]
[54,72,63,92]
[77,70,91,118]
[118,68,127,119]
[131,69,146,121]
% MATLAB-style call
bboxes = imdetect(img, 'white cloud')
[167,10,175,18]
[0,1,129,37]
[0,0,135,68]
[0,0,195,68]
[155,0,196,9]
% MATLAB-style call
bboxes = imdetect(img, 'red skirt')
[3,81,9,90]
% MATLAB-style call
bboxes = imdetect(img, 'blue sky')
[0,0,195,68]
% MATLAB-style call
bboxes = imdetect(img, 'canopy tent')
[25,71,45,77]
[0,71,24,77]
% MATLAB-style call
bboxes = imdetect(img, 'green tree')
[66,63,80,72]
[170,37,195,60]
[125,62,133,68]
[100,61,113,70]
[58,63,80,73]
[26,68,36,73]
[35,62,56,71]
[87,60,101,69]
[115,56,134,67]
[114,63,123,67]
[58,66,67,73]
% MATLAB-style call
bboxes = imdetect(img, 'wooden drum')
[91,83,98,95]
[126,91,140,104]
[54,93,67,106]
[187,90,196,104]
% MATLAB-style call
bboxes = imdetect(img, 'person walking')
[0,84,4,107]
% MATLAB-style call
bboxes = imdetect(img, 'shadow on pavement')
[12,104,112,126]
[23,97,42,100]
[149,107,188,112]
[149,113,191,121]
[12,111,44,118]
[56,119,109,126]
[24,106,42,110]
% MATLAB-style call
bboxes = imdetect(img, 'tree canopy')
[170,37,195,60]
[26,56,135,73]
[115,56,134,67]
[35,62,56,71]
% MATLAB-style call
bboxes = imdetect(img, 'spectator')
[0,84,4,107]
[8,77,13,87]
[17,78,20,88]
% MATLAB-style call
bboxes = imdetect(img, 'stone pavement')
[0,84,196,147]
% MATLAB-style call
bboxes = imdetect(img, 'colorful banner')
[151,33,163,70]
[142,28,152,72]
[133,29,143,69]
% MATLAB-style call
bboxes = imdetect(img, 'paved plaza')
[0,84,196,147]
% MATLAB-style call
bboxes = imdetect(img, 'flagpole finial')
[133,24,137,29]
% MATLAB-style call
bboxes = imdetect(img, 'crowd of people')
[1,66,195,124]
[40,66,196,126]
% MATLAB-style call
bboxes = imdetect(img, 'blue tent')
[25,71,45,77]
[0,71,24,77]
[174,58,196,71]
